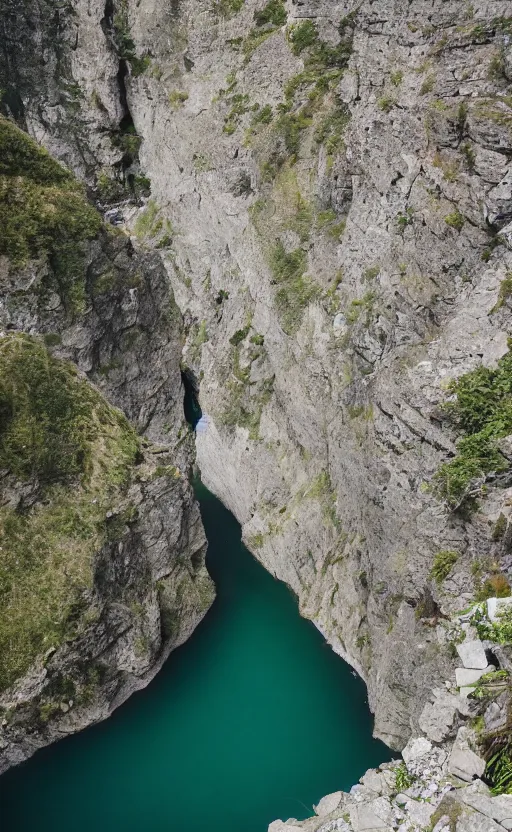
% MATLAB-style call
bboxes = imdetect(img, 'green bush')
[213,0,244,18]
[0,116,102,312]
[229,326,250,346]
[393,762,415,792]
[434,350,512,506]
[254,0,286,27]
[430,550,458,584]
[472,602,512,643]
[444,209,465,231]
[269,243,318,334]
[288,20,318,54]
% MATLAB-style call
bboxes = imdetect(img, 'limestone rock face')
[2,0,512,754]
[0,121,214,772]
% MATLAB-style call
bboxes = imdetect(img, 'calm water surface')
[0,482,389,832]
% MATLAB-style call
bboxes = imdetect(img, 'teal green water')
[0,483,389,832]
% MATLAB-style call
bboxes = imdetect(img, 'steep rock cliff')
[2,0,512,752]
[0,118,213,773]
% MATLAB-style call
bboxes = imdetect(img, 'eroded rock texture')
[0,118,213,773]
[2,0,512,752]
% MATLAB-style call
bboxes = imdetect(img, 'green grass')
[0,116,102,313]
[288,20,317,54]
[430,550,458,584]
[213,0,244,18]
[491,272,512,313]
[444,209,465,231]
[434,349,512,507]
[254,0,286,27]
[0,334,141,693]
[268,242,318,334]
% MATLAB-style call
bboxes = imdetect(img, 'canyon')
[1,0,512,830]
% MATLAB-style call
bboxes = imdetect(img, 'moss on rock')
[0,116,102,312]
[0,333,141,693]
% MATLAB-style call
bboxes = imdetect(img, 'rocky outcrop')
[269,599,512,831]
[2,0,512,770]
[0,118,214,772]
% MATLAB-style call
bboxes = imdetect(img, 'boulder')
[349,797,393,831]
[460,791,512,827]
[456,641,488,670]
[455,667,488,688]
[314,792,343,817]
[419,694,458,742]
[402,736,432,765]
[448,728,486,782]
[400,797,435,828]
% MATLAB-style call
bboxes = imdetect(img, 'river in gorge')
[0,480,391,832]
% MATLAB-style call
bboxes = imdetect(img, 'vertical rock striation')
[2,0,512,754]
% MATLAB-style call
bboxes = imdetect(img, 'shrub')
[393,762,415,792]
[434,350,512,507]
[444,210,465,231]
[268,242,318,334]
[420,74,436,95]
[491,273,512,313]
[169,90,189,108]
[476,574,511,601]
[288,20,317,54]
[251,104,273,125]
[0,117,102,312]
[213,0,244,18]
[254,0,286,27]
[378,95,396,112]
[229,326,250,346]
[486,746,512,795]
[472,602,512,643]
[430,550,458,584]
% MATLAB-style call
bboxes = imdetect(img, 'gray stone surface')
[5,0,512,754]
[315,793,343,817]
[448,728,486,783]
[455,667,494,688]
[456,642,489,671]
[3,4,512,830]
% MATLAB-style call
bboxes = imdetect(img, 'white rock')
[402,736,432,764]
[455,667,489,687]
[349,796,393,830]
[456,640,488,670]
[448,727,486,782]
[402,797,435,827]
[314,792,343,816]
[487,596,512,622]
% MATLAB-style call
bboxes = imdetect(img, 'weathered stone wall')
[0,120,214,772]
[2,0,512,752]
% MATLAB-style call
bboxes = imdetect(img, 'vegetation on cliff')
[435,349,512,508]
[0,334,140,692]
[0,116,102,313]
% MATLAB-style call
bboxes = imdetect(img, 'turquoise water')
[0,482,389,832]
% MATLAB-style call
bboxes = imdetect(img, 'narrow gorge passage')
[0,481,389,832]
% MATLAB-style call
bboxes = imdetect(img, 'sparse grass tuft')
[430,550,458,584]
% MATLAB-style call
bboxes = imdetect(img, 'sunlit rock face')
[2,0,512,754]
